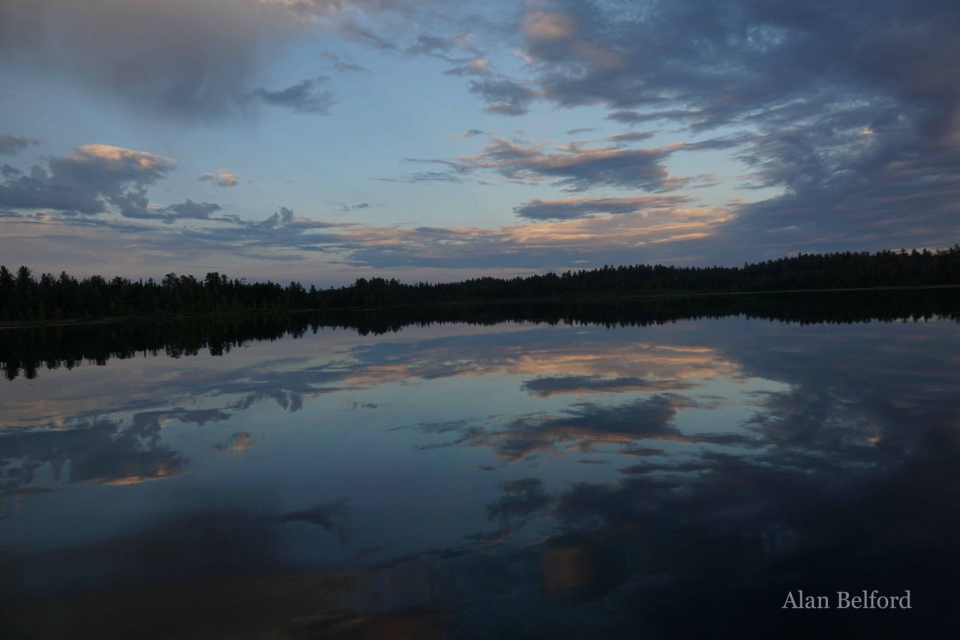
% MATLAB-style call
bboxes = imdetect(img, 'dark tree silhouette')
[2,287,959,381]
[1,246,959,324]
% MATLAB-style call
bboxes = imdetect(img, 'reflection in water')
[2,287,958,380]
[1,299,960,637]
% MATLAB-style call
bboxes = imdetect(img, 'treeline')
[0,268,304,323]
[2,247,959,323]
[3,288,959,380]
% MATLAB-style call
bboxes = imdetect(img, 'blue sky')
[1,0,958,285]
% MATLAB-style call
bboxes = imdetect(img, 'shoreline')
[2,283,958,331]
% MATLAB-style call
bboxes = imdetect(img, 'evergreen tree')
[1,246,958,323]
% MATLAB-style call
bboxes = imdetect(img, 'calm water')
[2,305,960,638]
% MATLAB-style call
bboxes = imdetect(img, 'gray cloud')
[0,406,233,491]
[606,110,706,126]
[619,445,667,457]
[276,500,350,532]
[488,395,698,461]
[0,145,377,263]
[164,200,224,222]
[0,0,279,120]
[606,131,654,144]
[339,17,402,52]
[0,133,39,155]
[522,375,696,397]
[408,394,705,463]
[459,137,674,191]
[3,192,718,270]
[397,133,747,193]
[514,0,960,254]
[213,431,253,454]
[468,79,539,116]
[444,58,493,77]
[0,0,419,121]
[486,478,552,521]
[454,129,485,139]
[378,157,474,184]
[255,76,334,115]
[404,32,475,60]
[514,194,692,221]
[337,202,371,212]
[199,171,239,187]
[6,0,955,266]
[155,206,352,261]
[0,144,175,217]
[321,50,371,74]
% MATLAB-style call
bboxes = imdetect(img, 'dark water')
[2,296,960,638]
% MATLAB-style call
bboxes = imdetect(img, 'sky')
[0,0,958,286]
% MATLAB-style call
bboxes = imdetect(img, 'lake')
[2,296,959,638]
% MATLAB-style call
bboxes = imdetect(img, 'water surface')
[2,301,959,638]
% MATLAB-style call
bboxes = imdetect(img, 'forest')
[1,246,959,323]
[2,287,959,380]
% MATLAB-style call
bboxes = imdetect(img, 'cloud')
[276,499,353,544]
[0,143,175,216]
[396,132,748,193]
[164,199,224,222]
[329,208,725,269]
[200,171,239,187]
[338,17,402,52]
[0,145,381,262]
[0,133,39,155]
[0,0,277,120]
[468,79,539,116]
[404,32,475,60]
[377,158,472,184]
[160,206,352,260]
[619,445,667,457]
[336,202,371,212]
[119,198,225,224]
[606,131,654,144]
[522,375,696,397]
[213,431,254,454]
[479,395,702,462]
[4,0,956,265]
[445,58,493,77]
[407,391,723,463]
[487,478,552,520]
[0,406,232,491]
[514,195,692,221]
[606,110,706,126]
[321,50,371,73]
[276,500,350,531]
[2,189,723,270]
[255,76,334,114]
[454,129,485,139]
[509,0,960,255]
[454,137,676,191]
[714,108,960,255]
[522,10,577,41]
[0,0,418,120]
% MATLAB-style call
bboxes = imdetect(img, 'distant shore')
[3,283,959,331]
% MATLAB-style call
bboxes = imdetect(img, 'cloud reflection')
[2,316,960,636]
